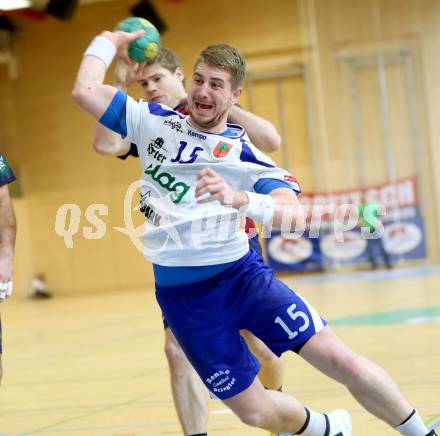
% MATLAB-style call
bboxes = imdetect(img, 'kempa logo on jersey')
[147,137,167,164]
[139,191,162,226]
[187,129,207,141]
[144,164,190,204]
[213,141,233,158]
[163,119,183,133]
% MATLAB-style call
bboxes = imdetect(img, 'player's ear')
[231,86,242,103]
[175,67,185,84]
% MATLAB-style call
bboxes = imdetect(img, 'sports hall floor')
[1,265,439,435]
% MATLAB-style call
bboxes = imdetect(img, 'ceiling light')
[0,0,31,11]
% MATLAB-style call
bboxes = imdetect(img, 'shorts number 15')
[274,303,310,340]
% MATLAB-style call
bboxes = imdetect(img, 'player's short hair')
[195,44,246,90]
[145,47,182,74]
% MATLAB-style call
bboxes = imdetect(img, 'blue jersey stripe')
[148,102,185,119]
[239,138,275,168]
[99,90,128,137]
[220,127,235,137]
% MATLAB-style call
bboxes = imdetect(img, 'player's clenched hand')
[195,167,248,210]
[100,30,145,65]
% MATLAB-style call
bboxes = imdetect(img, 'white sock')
[395,410,429,436]
[297,408,327,435]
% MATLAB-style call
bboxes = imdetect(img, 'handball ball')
[116,17,160,63]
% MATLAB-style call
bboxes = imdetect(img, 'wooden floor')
[1,265,440,435]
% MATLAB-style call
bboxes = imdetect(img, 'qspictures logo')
[54,175,395,255]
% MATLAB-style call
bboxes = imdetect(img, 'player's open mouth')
[195,102,213,110]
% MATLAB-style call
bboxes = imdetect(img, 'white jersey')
[120,95,300,266]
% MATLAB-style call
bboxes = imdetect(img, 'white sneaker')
[269,409,351,436]
[325,409,352,436]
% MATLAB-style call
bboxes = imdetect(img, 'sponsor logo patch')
[284,174,298,183]
[139,191,162,226]
[147,137,167,164]
[187,129,207,141]
[213,141,233,158]
[163,119,184,133]
[205,369,236,394]
[144,164,190,204]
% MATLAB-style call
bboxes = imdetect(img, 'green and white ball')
[116,17,160,63]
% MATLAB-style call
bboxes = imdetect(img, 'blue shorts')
[155,250,326,399]
[162,236,263,330]
[248,235,263,256]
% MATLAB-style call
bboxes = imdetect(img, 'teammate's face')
[187,62,242,132]
[138,64,185,109]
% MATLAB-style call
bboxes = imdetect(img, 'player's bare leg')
[241,330,293,435]
[300,325,430,434]
[224,376,305,433]
[241,330,285,390]
[223,376,351,435]
[164,328,208,435]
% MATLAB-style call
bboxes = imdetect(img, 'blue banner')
[265,211,426,272]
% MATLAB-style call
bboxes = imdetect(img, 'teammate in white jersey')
[0,152,17,385]
[93,47,288,436]
[72,29,436,436]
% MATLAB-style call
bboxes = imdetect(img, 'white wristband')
[84,36,117,68]
[245,192,274,224]
[0,280,13,300]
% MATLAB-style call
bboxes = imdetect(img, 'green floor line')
[425,414,440,425]
[19,393,148,435]
[331,306,440,327]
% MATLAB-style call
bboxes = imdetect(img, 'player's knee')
[236,409,265,428]
[257,349,279,367]
[164,335,188,369]
[244,337,278,366]
[334,351,367,386]
[347,354,378,387]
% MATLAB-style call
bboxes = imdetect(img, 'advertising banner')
[265,177,426,271]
